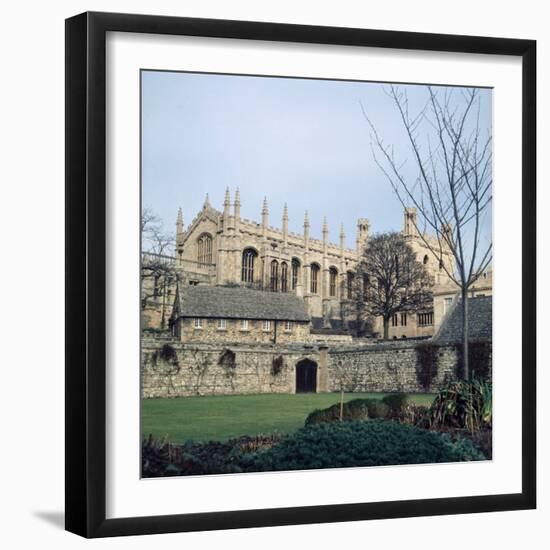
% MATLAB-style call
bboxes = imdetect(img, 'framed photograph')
[65,11,536,538]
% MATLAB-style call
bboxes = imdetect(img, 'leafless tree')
[353,232,433,339]
[141,208,179,328]
[342,280,375,338]
[363,86,492,378]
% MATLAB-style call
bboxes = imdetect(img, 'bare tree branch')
[362,86,492,379]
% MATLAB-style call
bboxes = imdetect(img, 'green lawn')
[141,392,435,442]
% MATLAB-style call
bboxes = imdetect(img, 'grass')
[141,392,435,442]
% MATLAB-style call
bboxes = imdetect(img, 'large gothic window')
[281,261,289,292]
[242,248,257,283]
[346,271,355,299]
[291,258,300,290]
[270,260,279,291]
[197,233,213,265]
[310,263,320,294]
[329,267,338,297]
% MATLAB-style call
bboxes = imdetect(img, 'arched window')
[423,254,429,265]
[291,258,300,290]
[346,271,355,300]
[310,263,320,294]
[329,267,338,297]
[241,248,257,283]
[281,262,289,292]
[270,260,279,291]
[197,233,213,265]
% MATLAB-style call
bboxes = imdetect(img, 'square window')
[284,321,292,331]
[194,318,203,329]
[240,319,249,330]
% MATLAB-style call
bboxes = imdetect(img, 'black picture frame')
[65,11,536,538]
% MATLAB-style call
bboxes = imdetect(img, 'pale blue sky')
[141,71,492,249]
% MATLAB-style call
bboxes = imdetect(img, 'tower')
[356,218,370,255]
[403,207,418,237]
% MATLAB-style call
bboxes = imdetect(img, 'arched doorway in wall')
[295,359,318,393]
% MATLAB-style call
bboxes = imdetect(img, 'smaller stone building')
[433,295,493,343]
[142,293,492,398]
[433,269,493,333]
[170,284,311,344]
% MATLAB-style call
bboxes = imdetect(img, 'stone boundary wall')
[328,341,457,393]
[141,339,318,398]
[141,337,491,398]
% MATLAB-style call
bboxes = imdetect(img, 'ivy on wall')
[415,342,439,391]
[219,349,237,385]
[456,340,492,380]
[271,355,285,377]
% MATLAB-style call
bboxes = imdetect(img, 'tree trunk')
[160,282,166,329]
[383,317,389,339]
[461,287,469,380]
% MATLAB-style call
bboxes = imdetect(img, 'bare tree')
[141,208,179,329]
[354,232,433,339]
[343,278,375,338]
[363,86,492,378]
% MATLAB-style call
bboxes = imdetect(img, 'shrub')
[447,435,487,461]
[249,420,485,472]
[142,433,284,477]
[470,428,493,459]
[360,399,390,419]
[382,393,409,416]
[305,399,370,426]
[304,404,341,425]
[305,398,393,426]
[394,404,430,428]
[429,379,492,433]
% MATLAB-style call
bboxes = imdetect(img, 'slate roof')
[172,284,310,322]
[433,295,492,342]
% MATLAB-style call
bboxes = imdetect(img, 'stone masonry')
[141,336,487,398]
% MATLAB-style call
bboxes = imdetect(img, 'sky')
[141,70,492,251]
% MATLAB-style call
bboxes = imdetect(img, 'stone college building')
[159,188,456,338]
[141,189,492,397]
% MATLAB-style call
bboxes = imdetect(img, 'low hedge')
[143,418,486,477]
[381,393,409,415]
[248,420,485,472]
[142,434,283,477]
[304,398,390,426]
